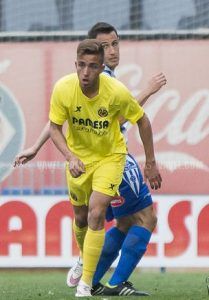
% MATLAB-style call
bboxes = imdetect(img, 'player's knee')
[139,211,157,232]
[74,215,88,228]
[136,205,158,232]
[88,206,106,230]
[149,214,157,232]
[116,218,132,233]
[74,211,88,228]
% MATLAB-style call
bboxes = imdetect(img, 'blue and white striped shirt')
[103,65,129,138]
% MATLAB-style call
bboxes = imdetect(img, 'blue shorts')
[106,154,152,221]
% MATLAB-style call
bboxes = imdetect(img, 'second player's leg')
[116,204,157,233]
[107,205,156,288]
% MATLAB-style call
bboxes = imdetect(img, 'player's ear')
[100,63,105,72]
[75,60,77,69]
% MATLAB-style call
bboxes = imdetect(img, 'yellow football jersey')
[49,73,144,164]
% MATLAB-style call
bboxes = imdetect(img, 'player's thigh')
[116,204,157,232]
[92,153,126,197]
[66,163,93,206]
[135,204,157,231]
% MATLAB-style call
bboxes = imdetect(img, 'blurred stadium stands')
[0,163,68,196]
[0,0,209,33]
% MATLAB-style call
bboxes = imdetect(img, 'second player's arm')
[137,113,162,190]
[14,121,51,166]
[50,121,85,178]
[137,72,167,106]
[119,73,166,125]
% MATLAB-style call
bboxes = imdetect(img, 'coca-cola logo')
[137,92,209,172]
[116,64,209,173]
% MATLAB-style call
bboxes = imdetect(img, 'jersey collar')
[103,65,115,78]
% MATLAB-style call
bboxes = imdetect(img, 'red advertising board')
[0,195,208,267]
[0,40,209,193]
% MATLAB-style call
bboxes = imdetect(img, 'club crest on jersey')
[110,196,125,207]
[98,107,108,117]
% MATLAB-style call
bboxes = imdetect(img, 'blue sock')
[92,227,126,286]
[108,225,151,286]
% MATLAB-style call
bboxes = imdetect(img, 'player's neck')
[81,81,99,99]
[106,64,115,71]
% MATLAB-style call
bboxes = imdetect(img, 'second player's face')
[96,31,119,71]
[76,54,104,91]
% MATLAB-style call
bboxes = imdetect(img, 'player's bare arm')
[138,72,167,107]
[50,121,85,178]
[137,113,162,190]
[119,72,166,125]
[14,120,51,167]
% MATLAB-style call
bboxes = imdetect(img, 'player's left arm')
[119,72,166,125]
[136,113,162,190]
[14,121,50,167]
[137,72,167,107]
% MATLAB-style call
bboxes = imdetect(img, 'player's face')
[76,54,104,91]
[95,31,119,71]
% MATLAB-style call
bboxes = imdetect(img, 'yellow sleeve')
[118,85,144,124]
[49,82,68,125]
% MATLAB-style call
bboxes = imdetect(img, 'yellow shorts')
[66,153,126,206]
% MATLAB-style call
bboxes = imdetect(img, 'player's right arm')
[14,121,50,166]
[50,121,85,178]
[49,79,85,178]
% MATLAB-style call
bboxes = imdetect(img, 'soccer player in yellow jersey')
[49,38,161,297]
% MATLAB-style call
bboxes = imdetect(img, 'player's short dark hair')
[88,22,118,39]
[77,39,104,63]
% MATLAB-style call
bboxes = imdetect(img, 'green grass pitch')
[0,269,208,299]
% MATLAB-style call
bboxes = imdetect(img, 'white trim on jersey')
[103,65,129,141]
[122,154,141,196]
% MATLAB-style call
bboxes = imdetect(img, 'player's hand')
[144,161,162,190]
[14,147,38,167]
[68,155,85,178]
[146,72,167,96]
